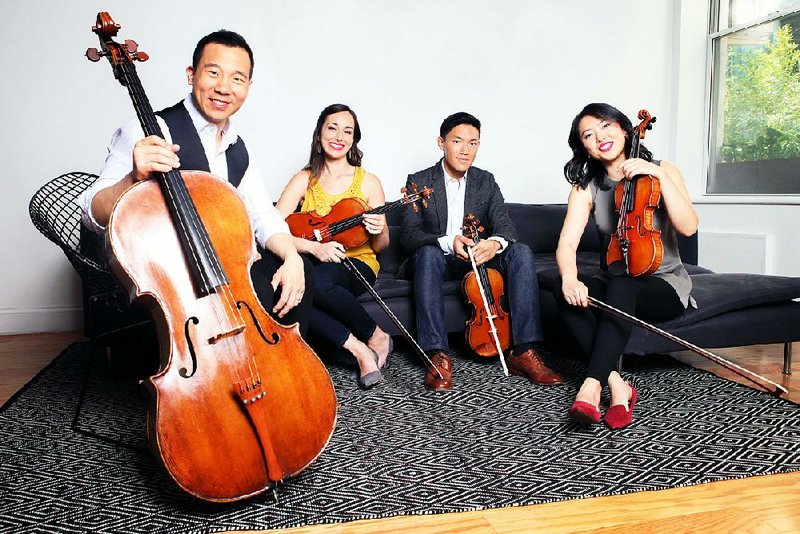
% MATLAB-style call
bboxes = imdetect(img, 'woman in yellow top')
[277,104,393,389]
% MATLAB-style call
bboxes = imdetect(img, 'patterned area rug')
[1,342,799,533]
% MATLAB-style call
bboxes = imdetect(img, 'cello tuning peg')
[134,51,149,62]
[400,186,408,194]
[85,48,104,62]
[124,39,138,52]
[411,203,419,212]
[421,199,428,208]
[410,182,418,193]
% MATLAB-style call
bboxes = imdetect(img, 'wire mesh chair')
[29,172,120,303]
[29,171,152,452]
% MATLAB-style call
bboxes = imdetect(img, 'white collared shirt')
[77,95,289,248]
[436,161,507,255]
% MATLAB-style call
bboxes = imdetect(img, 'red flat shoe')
[569,400,601,425]
[604,385,637,429]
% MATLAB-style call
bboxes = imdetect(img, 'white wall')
[1,0,795,334]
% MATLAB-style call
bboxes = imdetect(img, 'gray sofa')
[360,203,800,371]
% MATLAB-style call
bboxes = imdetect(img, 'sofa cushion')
[507,203,603,254]
[657,273,800,328]
[376,225,404,276]
[361,278,464,301]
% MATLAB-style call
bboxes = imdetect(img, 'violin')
[286,184,444,379]
[285,184,432,249]
[606,109,664,277]
[461,214,511,370]
[87,13,337,502]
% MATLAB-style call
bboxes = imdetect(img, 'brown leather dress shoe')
[508,348,563,385]
[424,352,453,391]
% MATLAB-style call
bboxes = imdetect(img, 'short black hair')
[192,30,254,79]
[439,112,481,139]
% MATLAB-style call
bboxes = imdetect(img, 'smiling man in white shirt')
[78,30,313,333]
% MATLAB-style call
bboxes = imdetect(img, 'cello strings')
[121,61,248,381]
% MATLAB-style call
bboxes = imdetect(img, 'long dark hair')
[563,103,653,189]
[304,104,363,184]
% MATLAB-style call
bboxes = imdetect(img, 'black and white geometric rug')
[1,341,799,533]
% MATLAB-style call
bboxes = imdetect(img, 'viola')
[606,109,664,277]
[461,214,511,369]
[285,184,432,249]
[87,13,337,502]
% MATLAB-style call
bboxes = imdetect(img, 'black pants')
[556,274,685,386]
[250,249,315,337]
[308,258,378,347]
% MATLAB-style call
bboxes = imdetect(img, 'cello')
[606,109,663,277]
[461,214,511,373]
[87,13,337,502]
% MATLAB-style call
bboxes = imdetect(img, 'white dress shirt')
[77,95,289,248]
[436,161,507,255]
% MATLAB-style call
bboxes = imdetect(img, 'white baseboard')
[0,306,83,335]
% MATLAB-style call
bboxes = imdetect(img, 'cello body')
[108,172,337,502]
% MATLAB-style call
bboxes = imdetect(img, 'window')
[708,0,800,195]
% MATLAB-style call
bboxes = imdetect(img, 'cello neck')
[115,58,228,295]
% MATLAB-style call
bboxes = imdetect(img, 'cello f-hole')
[179,316,200,378]
[237,300,280,345]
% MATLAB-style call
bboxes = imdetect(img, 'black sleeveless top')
[156,101,249,187]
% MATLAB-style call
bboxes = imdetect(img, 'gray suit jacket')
[400,160,518,254]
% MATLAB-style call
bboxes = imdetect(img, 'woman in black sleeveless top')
[556,103,699,429]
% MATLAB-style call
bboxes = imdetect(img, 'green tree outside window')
[722,24,800,163]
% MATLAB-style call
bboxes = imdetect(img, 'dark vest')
[156,101,249,187]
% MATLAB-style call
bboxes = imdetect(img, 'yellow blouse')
[300,167,380,276]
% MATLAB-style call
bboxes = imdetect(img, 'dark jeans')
[250,249,315,337]
[555,274,685,386]
[411,243,544,354]
[309,259,378,347]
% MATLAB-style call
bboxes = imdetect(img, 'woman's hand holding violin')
[313,241,346,263]
[562,278,590,308]
[617,158,663,181]
[361,213,386,235]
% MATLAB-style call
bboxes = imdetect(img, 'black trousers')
[556,274,684,386]
[309,258,378,347]
[250,249,315,337]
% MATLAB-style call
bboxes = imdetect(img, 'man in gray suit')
[401,112,563,390]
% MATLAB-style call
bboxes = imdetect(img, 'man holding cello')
[400,112,563,390]
[78,29,314,333]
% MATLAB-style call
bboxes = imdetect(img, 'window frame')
[703,1,800,205]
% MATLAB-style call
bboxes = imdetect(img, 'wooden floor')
[2,333,799,533]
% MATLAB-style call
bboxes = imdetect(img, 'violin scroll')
[635,109,656,140]
[402,183,432,212]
